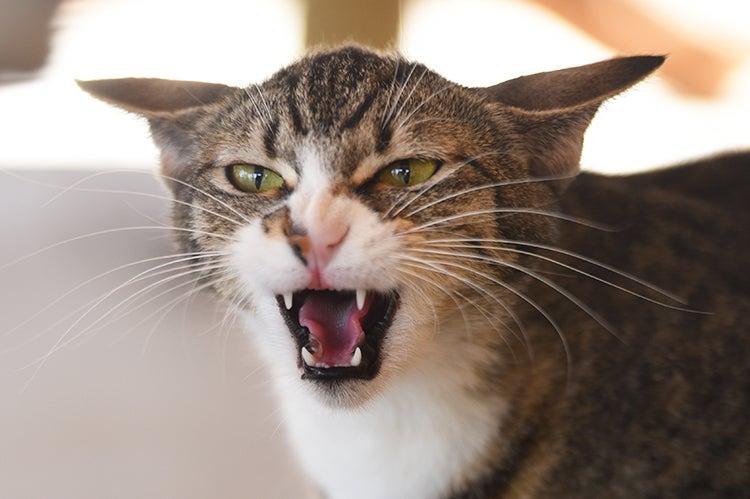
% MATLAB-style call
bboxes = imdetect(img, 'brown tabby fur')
[457,154,750,498]
[80,46,750,498]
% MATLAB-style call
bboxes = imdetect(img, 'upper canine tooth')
[356,289,366,310]
[283,292,293,310]
[301,346,315,366]
[351,347,362,367]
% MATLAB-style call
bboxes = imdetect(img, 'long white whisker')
[2,250,227,339]
[382,62,418,129]
[412,247,621,344]
[399,256,530,360]
[424,240,702,312]
[397,263,476,340]
[399,208,613,236]
[402,173,577,219]
[36,168,252,226]
[137,272,238,356]
[0,225,237,272]
[0,254,228,357]
[390,66,430,129]
[21,262,232,385]
[399,260,521,359]
[92,261,234,336]
[413,256,570,378]
[391,82,452,135]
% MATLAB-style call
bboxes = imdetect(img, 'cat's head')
[80,46,662,406]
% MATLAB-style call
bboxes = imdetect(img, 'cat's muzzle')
[276,289,399,381]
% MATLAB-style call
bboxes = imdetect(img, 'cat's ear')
[78,78,238,183]
[76,77,236,117]
[480,56,665,182]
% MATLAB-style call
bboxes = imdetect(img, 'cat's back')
[518,152,750,498]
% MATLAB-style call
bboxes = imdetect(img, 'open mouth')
[276,289,399,381]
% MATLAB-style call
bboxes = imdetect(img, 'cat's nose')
[288,222,349,271]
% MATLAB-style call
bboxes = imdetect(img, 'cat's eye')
[226,164,284,193]
[377,158,439,188]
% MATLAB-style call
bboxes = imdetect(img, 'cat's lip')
[275,288,400,382]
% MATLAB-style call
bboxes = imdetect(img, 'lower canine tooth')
[356,289,366,310]
[283,293,293,310]
[301,346,315,366]
[351,347,362,367]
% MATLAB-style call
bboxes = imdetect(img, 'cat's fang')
[351,347,362,367]
[283,292,293,310]
[356,289,366,310]
[301,346,315,367]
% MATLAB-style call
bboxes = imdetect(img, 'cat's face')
[80,47,662,406]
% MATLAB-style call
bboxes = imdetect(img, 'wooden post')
[303,0,401,50]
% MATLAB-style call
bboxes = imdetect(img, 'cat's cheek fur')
[230,221,309,296]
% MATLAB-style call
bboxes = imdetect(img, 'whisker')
[398,256,531,359]
[21,262,233,387]
[253,83,275,125]
[1,250,228,339]
[412,247,622,344]
[0,254,228,356]
[397,263,478,340]
[402,173,577,219]
[398,207,614,236]
[389,66,430,129]
[399,260,521,360]
[424,240,703,312]
[391,82,453,136]
[382,62,418,130]
[379,58,401,131]
[85,261,233,340]
[410,256,570,379]
[39,169,248,227]
[0,225,237,272]
[134,272,238,355]
[393,269,440,336]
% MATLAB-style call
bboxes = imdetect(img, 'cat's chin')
[275,288,400,388]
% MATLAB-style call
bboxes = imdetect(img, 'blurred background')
[0,1,748,497]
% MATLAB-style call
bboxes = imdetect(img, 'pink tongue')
[298,292,367,367]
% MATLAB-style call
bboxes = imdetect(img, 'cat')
[79,46,750,498]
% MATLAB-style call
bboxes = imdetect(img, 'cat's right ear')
[78,78,238,183]
[77,78,236,117]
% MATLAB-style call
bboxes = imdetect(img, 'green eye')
[227,164,284,193]
[377,158,438,188]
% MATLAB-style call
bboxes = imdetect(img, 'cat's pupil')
[393,164,410,185]
[251,167,264,190]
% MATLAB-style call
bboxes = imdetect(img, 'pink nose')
[289,222,349,271]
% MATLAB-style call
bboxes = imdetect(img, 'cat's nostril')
[288,234,311,265]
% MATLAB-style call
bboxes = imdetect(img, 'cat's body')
[463,156,750,498]
[80,47,750,498]
[268,154,750,499]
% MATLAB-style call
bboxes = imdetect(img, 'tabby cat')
[80,46,750,498]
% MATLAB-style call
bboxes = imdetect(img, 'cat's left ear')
[479,55,665,182]
[78,78,239,181]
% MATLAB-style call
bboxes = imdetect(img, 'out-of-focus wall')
[0,171,309,499]
[0,0,748,172]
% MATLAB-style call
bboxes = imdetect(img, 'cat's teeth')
[301,346,315,366]
[283,292,293,310]
[356,289,366,310]
[350,347,362,367]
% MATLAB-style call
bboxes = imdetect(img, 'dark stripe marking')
[342,91,377,130]
[263,118,280,158]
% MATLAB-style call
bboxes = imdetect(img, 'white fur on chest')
[276,355,506,499]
